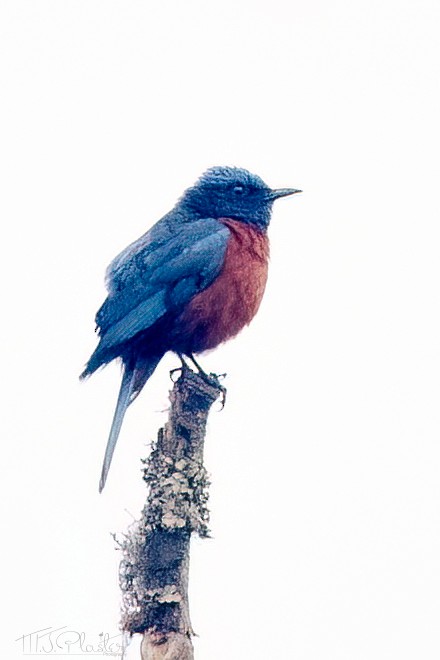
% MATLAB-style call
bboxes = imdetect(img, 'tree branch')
[119,367,224,660]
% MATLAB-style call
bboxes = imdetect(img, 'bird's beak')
[268,188,302,200]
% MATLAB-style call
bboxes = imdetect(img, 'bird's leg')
[170,354,226,407]
[187,353,209,377]
[169,353,192,382]
[171,353,215,380]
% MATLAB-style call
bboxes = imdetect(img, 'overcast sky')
[2,1,440,658]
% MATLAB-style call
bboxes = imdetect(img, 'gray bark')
[119,366,224,660]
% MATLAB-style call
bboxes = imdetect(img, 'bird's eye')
[233,185,245,194]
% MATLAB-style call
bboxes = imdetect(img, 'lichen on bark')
[118,367,224,659]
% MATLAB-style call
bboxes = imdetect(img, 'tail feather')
[99,366,135,493]
[129,355,162,404]
[80,343,114,380]
[98,354,162,492]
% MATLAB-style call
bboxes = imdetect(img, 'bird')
[81,166,301,492]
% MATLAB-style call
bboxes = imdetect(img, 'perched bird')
[82,166,301,491]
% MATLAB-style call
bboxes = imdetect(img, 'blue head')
[180,166,301,230]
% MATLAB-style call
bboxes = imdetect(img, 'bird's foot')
[188,354,227,408]
[169,366,185,382]
[216,379,227,409]
[169,353,195,382]
[196,371,227,409]
[170,354,227,408]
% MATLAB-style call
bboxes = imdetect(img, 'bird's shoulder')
[106,211,230,292]
[95,212,231,335]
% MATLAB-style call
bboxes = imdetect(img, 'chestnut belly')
[171,218,269,354]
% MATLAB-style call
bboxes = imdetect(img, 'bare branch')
[119,367,224,659]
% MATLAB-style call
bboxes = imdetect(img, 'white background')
[2,1,440,658]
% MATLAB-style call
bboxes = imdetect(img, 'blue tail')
[99,366,135,493]
[98,355,162,492]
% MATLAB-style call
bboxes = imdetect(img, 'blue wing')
[82,217,230,376]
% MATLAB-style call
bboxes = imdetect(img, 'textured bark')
[119,366,224,660]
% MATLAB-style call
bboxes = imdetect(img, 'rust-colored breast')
[175,218,270,353]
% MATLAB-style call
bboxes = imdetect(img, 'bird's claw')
[169,366,184,382]
[217,382,227,409]
[201,371,227,409]
[170,363,227,408]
